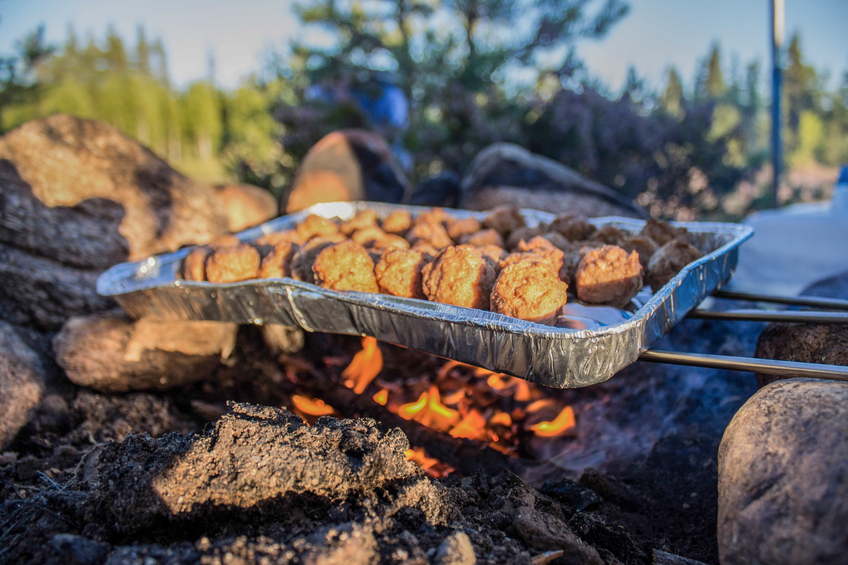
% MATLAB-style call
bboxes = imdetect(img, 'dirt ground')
[0,328,730,565]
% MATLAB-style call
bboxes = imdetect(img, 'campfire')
[283,335,579,478]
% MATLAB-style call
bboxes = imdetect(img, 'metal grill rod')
[712,289,848,310]
[688,309,848,324]
[640,350,848,382]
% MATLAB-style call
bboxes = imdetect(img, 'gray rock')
[459,143,645,218]
[53,310,238,393]
[284,129,409,213]
[215,183,278,232]
[0,114,230,330]
[434,531,476,565]
[754,269,848,387]
[260,324,305,355]
[0,321,45,448]
[754,323,848,387]
[718,378,848,565]
[0,114,228,260]
[0,243,115,329]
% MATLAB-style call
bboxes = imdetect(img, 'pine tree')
[660,67,684,118]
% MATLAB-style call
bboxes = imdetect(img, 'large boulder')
[754,269,848,387]
[0,114,230,329]
[460,143,646,218]
[0,114,228,259]
[53,311,238,393]
[0,321,46,448]
[284,129,409,213]
[718,378,848,565]
[215,183,278,232]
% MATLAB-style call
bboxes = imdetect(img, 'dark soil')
[0,326,740,565]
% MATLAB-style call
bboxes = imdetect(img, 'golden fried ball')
[259,240,299,279]
[575,245,643,308]
[205,244,261,283]
[421,245,497,310]
[375,248,433,299]
[312,240,380,293]
[382,209,413,235]
[490,259,569,324]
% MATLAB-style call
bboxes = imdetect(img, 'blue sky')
[1,0,846,93]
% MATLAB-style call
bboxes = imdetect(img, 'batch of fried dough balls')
[180,206,704,325]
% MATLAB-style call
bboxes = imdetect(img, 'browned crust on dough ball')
[312,240,379,293]
[490,260,568,324]
[641,219,688,246]
[413,207,452,226]
[590,225,628,246]
[205,244,261,283]
[290,237,336,283]
[459,228,505,248]
[645,240,703,292]
[340,209,378,235]
[516,236,565,274]
[351,226,388,246]
[375,248,432,299]
[483,205,525,235]
[297,214,340,240]
[181,246,212,281]
[447,217,483,241]
[549,214,597,241]
[474,244,508,265]
[382,210,413,235]
[421,245,496,310]
[259,240,299,278]
[256,230,303,246]
[575,245,643,308]
[620,235,658,269]
[506,225,543,250]
[405,221,453,249]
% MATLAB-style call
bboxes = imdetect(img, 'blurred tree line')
[2,3,847,219]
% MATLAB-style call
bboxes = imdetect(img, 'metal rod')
[688,309,848,323]
[640,349,848,381]
[712,289,848,310]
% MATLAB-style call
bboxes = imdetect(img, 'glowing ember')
[530,406,576,437]
[449,410,488,440]
[405,447,455,478]
[397,385,460,431]
[373,388,388,406]
[486,373,533,402]
[489,412,513,427]
[291,395,335,416]
[526,398,557,413]
[342,336,383,393]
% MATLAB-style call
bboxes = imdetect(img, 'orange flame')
[405,447,455,478]
[397,385,460,432]
[342,336,383,394]
[530,406,576,437]
[373,388,388,406]
[489,412,513,427]
[291,394,335,416]
[486,374,533,402]
[449,410,488,440]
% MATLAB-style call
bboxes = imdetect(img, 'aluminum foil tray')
[97,202,753,388]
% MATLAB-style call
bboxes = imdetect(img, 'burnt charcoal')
[47,534,111,565]
[540,479,602,513]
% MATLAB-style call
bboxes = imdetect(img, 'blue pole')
[771,0,783,208]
